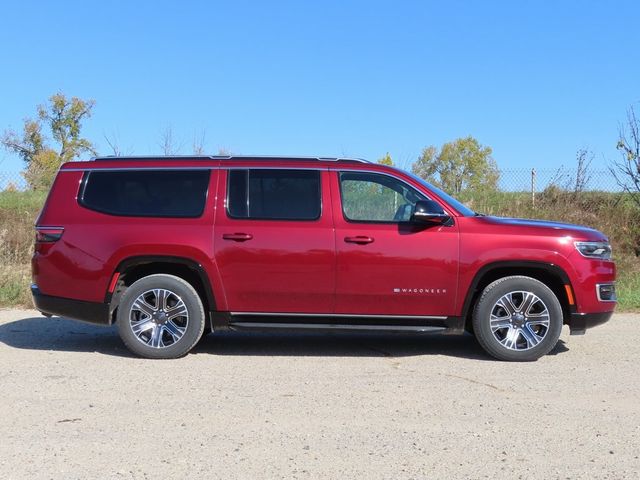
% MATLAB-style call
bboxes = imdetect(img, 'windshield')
[405,171,476,217]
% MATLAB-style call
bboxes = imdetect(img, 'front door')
[214,168,335,313]
[331,170,459,317]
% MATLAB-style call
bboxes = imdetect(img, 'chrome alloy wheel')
[129,288,189,348]
[489,291,550,351]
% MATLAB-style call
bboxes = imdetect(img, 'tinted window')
[227,169,321,220]
[80,170,210,217]
[339,171,427,222]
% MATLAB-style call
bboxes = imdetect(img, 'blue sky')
[0,0,638,172]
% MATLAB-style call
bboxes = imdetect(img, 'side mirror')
[411,200,451,225]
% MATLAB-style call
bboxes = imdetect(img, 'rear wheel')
[117,274,205,359]
[472,276,563,361]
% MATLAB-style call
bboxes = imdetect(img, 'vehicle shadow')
[0,315,570,360]
[194,331,569,360]
[0,316,133,357]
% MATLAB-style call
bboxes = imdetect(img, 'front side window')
[339,171,428,223]
[227,169,321,220]
[80,170,210,217]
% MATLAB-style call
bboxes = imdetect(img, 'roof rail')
[90,155,370,163]
[91,155,224,161]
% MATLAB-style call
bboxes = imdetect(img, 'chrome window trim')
[224,168,323,222]
[77,169,211,219]
[333,168,455,222]
[225,166,327,171]
[61,166,455,222]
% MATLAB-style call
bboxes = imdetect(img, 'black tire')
[117,274,205,359]
[472,275,563,361]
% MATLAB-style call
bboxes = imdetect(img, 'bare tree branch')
[103,133,123,156]
[192,130,206,155]
[610,105,640,208]
[158,126,183,155]
[574,148,593,193]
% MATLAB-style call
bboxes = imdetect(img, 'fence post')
[531,168,536,207]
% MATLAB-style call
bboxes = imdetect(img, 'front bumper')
[568,311,614,335]
[31,285,111,325]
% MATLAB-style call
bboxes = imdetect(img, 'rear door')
[331,169,459,317]
[214,167,335,313]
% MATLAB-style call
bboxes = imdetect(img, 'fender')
[107,255,217,312]
[459,260,574,320]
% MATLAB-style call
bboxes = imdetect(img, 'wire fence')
[500,168,621,193]
[0,171,29,191]
[1,168,624,193]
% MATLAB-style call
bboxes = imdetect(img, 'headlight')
[574,241,612,260]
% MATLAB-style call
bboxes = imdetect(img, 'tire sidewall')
[117,274,205,359]
[473,276,563,361]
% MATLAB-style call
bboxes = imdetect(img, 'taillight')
[35,226,64,243]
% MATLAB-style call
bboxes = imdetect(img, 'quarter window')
[80,170,210,218]
[339,171,427,222]
[227,169,321,220]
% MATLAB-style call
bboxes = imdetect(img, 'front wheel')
[472,276,563,361]
[117,274,206,359]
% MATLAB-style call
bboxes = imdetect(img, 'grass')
[0,188,638,310]
[0,189,45,309]
[0,264,32,307]
[0,189,47,211]
[618,274,640,311]
[616,255,640,311]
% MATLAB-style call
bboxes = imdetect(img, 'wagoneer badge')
[393,288,447,294]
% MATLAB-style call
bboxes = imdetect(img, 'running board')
[228,322,447,333]
[229,311,447,320]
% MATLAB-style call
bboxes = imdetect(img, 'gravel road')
[0,309,638,479]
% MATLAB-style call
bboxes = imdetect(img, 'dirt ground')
[0,309,638,479]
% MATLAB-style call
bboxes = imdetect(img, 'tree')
[192,130,207,155]
[1,93,96,189]
[377,152,394,166]
[103,131,133,156]
[411,136,499,194]
[158,126,184,155]
[610,105,640,208]
[412,146,438,180]
[216,147,233,156]
[573,148,593,194]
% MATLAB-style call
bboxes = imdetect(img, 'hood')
[479,216,608,241]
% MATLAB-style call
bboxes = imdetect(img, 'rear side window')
[80,170,210,218]
[227,169,321,220]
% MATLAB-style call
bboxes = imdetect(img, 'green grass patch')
[0,189,47,213]
[617,269,640,311]
[0,264,32,307]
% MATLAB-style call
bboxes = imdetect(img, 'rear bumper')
[31,285,111,325]
[568,311,614,335]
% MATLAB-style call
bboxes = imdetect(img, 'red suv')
[31,156,616,360]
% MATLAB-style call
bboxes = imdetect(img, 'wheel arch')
[106,256,217,323]
[461,261,575,332]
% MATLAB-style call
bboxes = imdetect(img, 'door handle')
[344,236,374,245]
[222,233,253,242]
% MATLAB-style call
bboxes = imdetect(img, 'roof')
[90,155,370,164]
